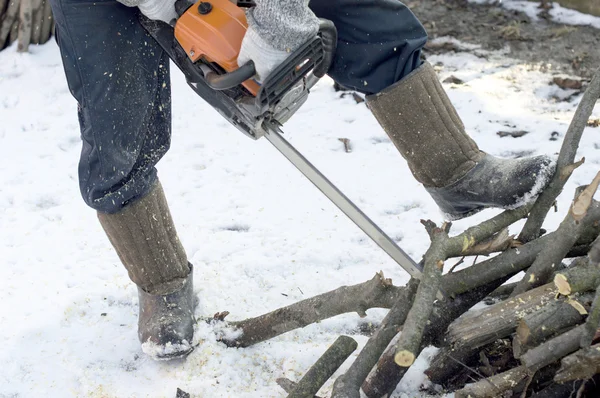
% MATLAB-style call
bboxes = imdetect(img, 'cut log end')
[394,350,415,367]
[554,273,572,296]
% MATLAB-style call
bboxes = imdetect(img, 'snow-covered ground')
[0,38,599,397]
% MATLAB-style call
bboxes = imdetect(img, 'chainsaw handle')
[313,19,337,78]
[203,61,256,90]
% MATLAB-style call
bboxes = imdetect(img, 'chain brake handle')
[204,19,337,92]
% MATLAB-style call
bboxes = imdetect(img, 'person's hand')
[137,0,177,24]
[237,26,292,83]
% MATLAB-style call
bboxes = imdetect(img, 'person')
[48,0,555,360]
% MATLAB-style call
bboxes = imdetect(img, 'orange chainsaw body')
[174,0,260,95]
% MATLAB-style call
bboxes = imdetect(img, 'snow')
[469,0,600,29]
[1,36,599,397]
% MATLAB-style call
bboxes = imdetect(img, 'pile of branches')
[0,0,53,52]
[202,67,600,398]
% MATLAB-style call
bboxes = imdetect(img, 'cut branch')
[394,223,447,367]
[287,336,357,398]
[513,292,592,358]
[520,67,600,242]
[362,280,509,398]
[330,279,419,398]
[511,193,600,297]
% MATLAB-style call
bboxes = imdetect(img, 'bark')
[221,272,408,347]
[513,293,591,358]
[511,194,600,297]
[554,343,600,383]
[362,280,508,398]
[520,67,600,242]
[520,324,587,372]
[17,0,32,52]
[0,0,20,49]
[287,336,357,398]
[329,279,419,398]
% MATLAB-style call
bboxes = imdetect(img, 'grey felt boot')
[98,180,196,359]
[367,62,555,220]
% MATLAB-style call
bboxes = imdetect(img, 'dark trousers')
[50,0,427,213]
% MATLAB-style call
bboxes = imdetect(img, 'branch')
[221,272,406,347]
[394,224,447,367]
[330,279,419,398]
[511,186,600,297]
[454,366,529,398]
[287,336,357,398]
[520,67,600,242]
[361,279,509,398]
[520,324,587,372]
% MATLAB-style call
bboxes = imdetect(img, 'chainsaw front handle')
[203,61,256,90]
[204,18,337,91]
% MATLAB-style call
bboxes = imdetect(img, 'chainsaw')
[140,0,425,280]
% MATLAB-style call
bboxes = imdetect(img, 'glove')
[137,0,177,24]
[237,27,292,83]
[237,1,319,83]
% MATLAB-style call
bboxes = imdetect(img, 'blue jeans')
[50,0,427,213]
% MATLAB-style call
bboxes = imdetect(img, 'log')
[362,279,509,398]
[445,284,558,349]
[520,66,600,242]
[18,0,32,52]
[0,0,20,49]
[221,272,408,348]
[287,336,357,398]
[426,283,558,385]
[513,293,592,358]
[554,343,600,383]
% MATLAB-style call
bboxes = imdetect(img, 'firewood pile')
[198,67,600,398]
[0,0,53,52]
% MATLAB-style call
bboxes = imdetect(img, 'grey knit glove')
[238,0,319,82]
[118,0,177,24]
